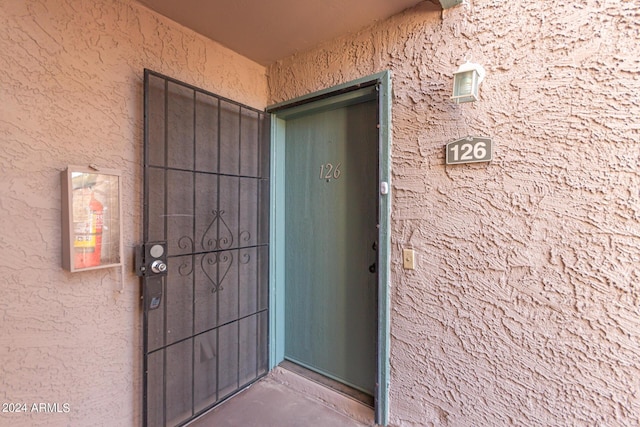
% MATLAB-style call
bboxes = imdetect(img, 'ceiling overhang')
[136,0,439,65]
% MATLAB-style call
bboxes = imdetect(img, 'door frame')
[266,71,391,426]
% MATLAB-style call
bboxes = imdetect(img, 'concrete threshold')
[187,366,375,427]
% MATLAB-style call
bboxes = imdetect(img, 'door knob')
[151,260,167,274]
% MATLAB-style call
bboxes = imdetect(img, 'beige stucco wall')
[268,1,640,426]
[0,0,266,425]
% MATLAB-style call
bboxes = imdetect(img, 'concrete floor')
[187,367,375,427]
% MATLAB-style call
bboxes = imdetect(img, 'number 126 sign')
[446,136,493,165]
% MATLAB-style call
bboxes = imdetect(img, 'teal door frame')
[267,71,391,426]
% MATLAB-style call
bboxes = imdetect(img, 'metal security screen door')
[142,70,270,427]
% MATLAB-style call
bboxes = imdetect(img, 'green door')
[284,97,378,394]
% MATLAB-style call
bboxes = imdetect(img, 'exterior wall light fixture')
[451,62,486,104]
[439,0,466,8]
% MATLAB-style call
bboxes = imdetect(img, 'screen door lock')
[135,242,168,277]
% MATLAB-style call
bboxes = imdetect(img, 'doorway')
[268,72,392,425]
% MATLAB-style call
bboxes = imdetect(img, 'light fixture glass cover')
[439,0,465,9]
[451,62,485,103]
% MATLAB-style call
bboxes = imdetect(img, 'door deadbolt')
[151,260,167,274]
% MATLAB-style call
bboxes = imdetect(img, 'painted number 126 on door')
[319,163,342,181]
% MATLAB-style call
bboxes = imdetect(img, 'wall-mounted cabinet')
[61,166,122,272]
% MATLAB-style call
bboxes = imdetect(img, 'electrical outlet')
[403,249,415,270]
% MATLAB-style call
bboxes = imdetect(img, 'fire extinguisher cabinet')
[61,166,123,272]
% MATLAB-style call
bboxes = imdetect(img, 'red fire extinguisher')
[74,192,103,269]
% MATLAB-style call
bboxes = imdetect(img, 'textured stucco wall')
[268,1,640,426]
[0,0,266,425]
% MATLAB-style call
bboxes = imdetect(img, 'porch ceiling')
[135,0,431,66]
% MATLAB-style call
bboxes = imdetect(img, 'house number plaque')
[319,163,342,181]
[446,136,492,165]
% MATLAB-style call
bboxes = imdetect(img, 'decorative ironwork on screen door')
[140,70,270,427]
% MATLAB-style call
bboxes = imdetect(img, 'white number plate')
[446,137,492,165]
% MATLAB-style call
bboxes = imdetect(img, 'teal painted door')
[285,99,378,394]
